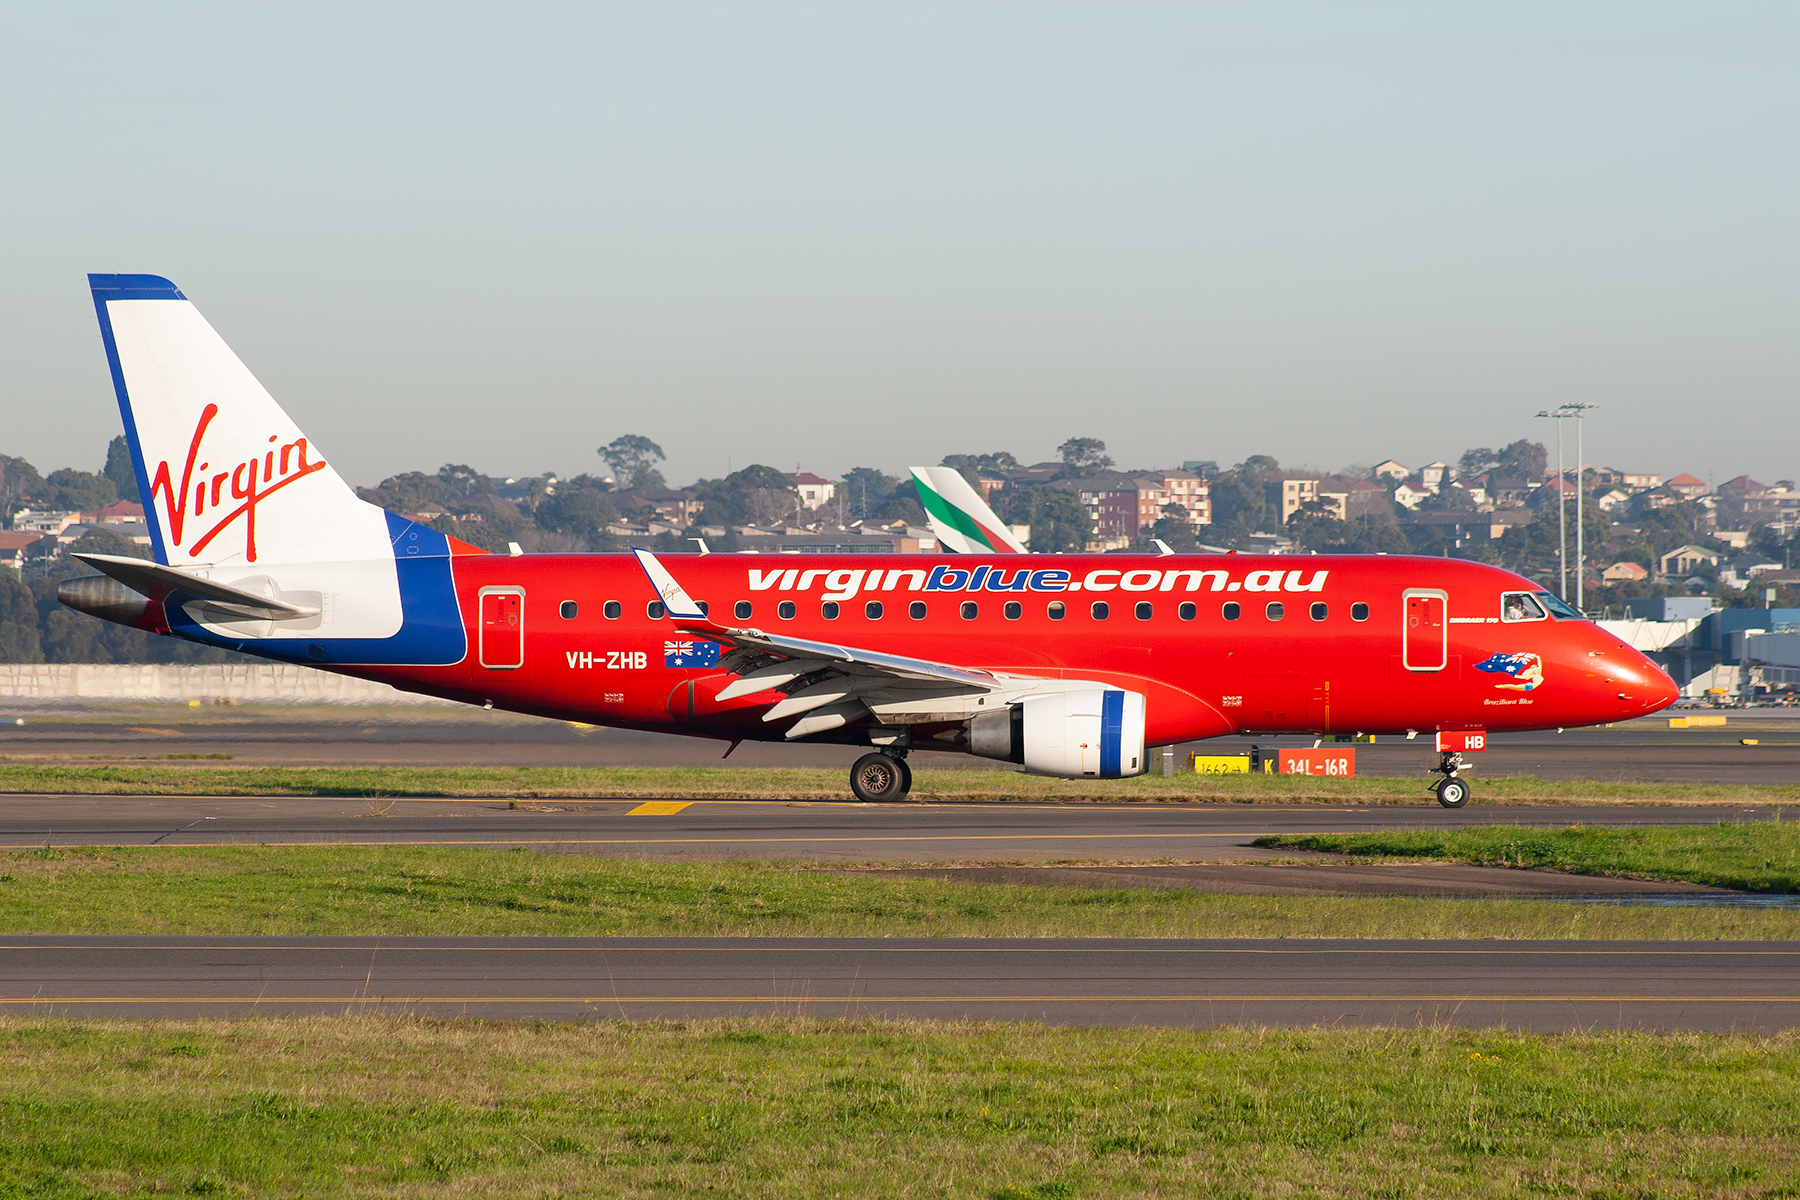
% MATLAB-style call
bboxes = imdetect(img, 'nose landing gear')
[1430,751,1471,808]
[850,750,912,803]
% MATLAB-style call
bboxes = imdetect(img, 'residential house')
[1333,476,1389,522]
[1666,473,1709,500]
[0,532,49,569]
[97,500,145,524]
[1392,481,1431,510]
[1446,478,1489,509]
[1418,463,1452,493]
[1486,476,1534,507]
[1659,544,1721,576]
[787,472,836,511]
[1371,460,1409,483]
[1180,461,1220,480]
[613,488,702,526]
[1601,562,1650,583]
[1742,483,1800,537]
[1617,471,1662,492]
[1595,488,1632,514]
[1719,552,1785,589]
[1630,486,1686,517]
[57,523,152,550]
[11,509,82,536]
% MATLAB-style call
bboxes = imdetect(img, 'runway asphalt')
[5,936,1795,1032]
[1,704,1796,782]
[0,797,1783,860]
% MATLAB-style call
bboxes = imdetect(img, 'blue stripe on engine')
[1099,689,1124,777]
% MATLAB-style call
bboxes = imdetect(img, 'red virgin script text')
[148,404,327,562]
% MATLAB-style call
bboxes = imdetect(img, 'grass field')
[0,761,1794,805]
[1258,822,1800,894]
[2,1016,1797,1198]
[4,844,1798,940]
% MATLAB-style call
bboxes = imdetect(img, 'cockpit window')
[1501,592,1547,622]
[1533,590,1586,620]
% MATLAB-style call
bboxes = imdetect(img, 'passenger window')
[1091,601,1109,620]
[559,601,577,620]
[909,601,926,620]
[865,601,883,619]
[1179,602,1196,620]
[1047,601,1065,620]
[1222,602,1240,621]
[1351,602,1369,622]
[647,601,665,619]
[734,600,752,620]
[603,601,622,620]
[1266,602,1284,621]
[1310,602,1327,621]
[1135,601,1152,620]
[1502,592,1548,622]
[960,601,978,620]
[778,601,796,620]
[822,602,840,620]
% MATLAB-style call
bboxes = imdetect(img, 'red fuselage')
[357,552,1679,747]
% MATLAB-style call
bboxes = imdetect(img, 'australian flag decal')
[664,639,721,669]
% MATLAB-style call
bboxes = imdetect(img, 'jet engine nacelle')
[966,688,1147,779]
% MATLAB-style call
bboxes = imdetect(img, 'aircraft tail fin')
[909,467,1028,553]
[88,274,401,568]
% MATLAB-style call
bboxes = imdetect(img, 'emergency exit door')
[1402,588,1447,672]
[478,587,525,670]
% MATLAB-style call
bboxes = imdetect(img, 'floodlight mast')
[1560,403,1599,611]
[1536,409,1572,601]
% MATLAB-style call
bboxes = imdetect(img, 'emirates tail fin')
[908,467,1028,553]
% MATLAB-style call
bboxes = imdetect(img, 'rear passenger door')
[478,586,526,670]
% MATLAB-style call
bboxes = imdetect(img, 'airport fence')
[0,664,453,705]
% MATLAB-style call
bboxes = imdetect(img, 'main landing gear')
[1431,752,1471,809]
[850,750,912,803]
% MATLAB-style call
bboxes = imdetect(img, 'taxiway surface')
[5,936,1795,1032]
[0,704,1795,782]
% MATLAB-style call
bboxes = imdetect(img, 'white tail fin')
[909,467,1028,553]
[90,274,392,568]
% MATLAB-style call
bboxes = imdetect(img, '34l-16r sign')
[1276,749,1356,777]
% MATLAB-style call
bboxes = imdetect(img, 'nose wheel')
[850,751,912,803]
[1430,752,1471,808]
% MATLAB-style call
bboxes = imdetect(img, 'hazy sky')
[3,3,1797,491]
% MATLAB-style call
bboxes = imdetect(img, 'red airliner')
[63,275,1680,807]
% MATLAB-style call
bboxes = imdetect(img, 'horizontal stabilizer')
[74,553,321,620]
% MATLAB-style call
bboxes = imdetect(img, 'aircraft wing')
[632,548,1051,740]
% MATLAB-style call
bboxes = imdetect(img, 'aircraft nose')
[1613,648,1680,715]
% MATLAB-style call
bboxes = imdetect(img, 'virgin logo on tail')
[147,404,327,562]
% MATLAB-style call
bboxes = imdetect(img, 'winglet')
[631,547,708,620]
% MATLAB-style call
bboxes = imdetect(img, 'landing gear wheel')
[1435,777,1470,809]
[851,753,910,803]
